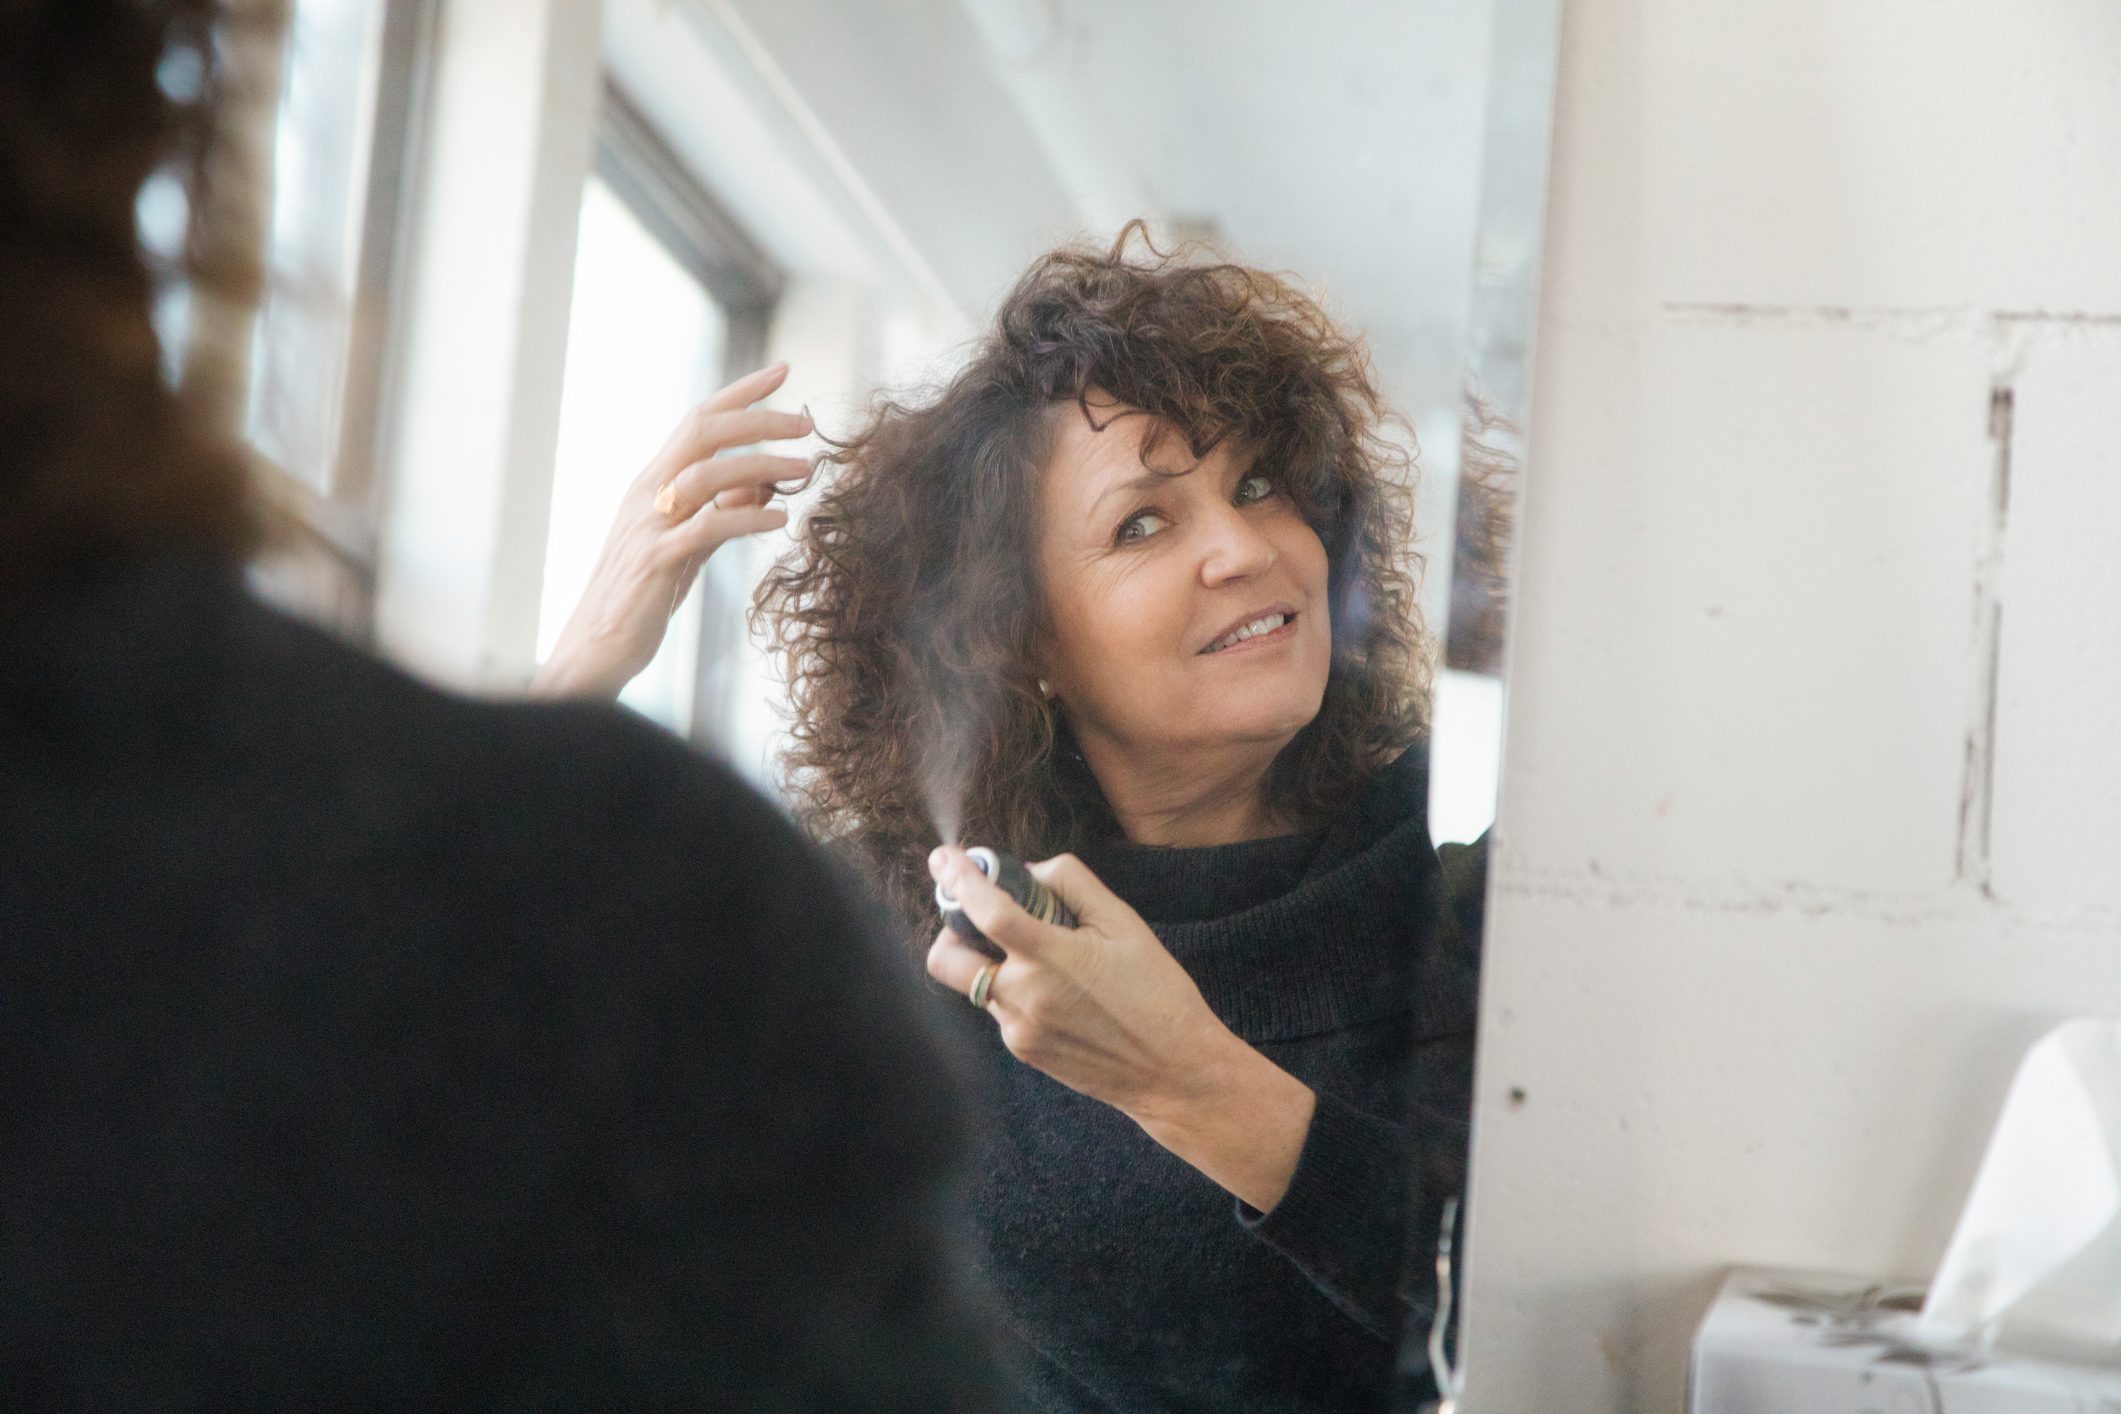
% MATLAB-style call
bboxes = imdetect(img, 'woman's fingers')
[927,929,1006,998]
[705,404,814,454]
[667,501,789,558]
[929,847,1055,959]
[700,359,789,415]
[633,371,812,494]
[659,452,812,521]
[1025,853,1123,928]
[651,406,813,487]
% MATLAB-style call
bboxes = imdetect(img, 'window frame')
[224,0,438,639]
[593,84,783,372]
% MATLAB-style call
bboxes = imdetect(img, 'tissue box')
[1690,1268,2121,1413]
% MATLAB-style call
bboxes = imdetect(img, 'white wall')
[1459,1,2121,1409]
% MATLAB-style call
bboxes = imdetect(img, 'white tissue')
[1917,1017,2121,1356]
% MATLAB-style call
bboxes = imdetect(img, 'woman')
[542,228,1482,1410]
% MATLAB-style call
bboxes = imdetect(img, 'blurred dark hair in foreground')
[0,0,280,608]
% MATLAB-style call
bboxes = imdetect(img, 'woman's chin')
[1208,661,1327,714]
[1200,690,1329,747]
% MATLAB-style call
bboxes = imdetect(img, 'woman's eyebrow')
[1091,465,1190,511]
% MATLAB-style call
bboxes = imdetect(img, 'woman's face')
[1033,401,1333,763]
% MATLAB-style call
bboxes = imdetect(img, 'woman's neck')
[1074,729,1291,847]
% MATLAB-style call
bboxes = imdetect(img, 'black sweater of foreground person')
[950,742,1484,1412]
[0,556,1012,1411]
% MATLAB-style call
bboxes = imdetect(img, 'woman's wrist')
[528,640,630,701]
[1129,1027,1317,1213]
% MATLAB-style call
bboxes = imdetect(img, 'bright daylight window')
[199,0,429,636]
[539,89,780,741]
[540,176,729,733]
[247,0,388,494]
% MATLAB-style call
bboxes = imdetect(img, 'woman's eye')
[1115,511,1168,545]
[1235,474,1275,504]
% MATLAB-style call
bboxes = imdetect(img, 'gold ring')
[968,962,998,1010]
[654,482,681,519]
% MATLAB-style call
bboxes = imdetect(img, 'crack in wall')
[1993,309,2121,327]
[1954,385,2012,897]
[1513,307,2121,932]
[1490,865,2120,936]
[1661,300,1971,339]
[1662,302,2121,339]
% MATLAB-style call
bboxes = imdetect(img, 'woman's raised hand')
[925,845,1317,1211]
[530,362,816,700]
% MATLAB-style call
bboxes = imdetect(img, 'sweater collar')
[1074,746,1438,1043]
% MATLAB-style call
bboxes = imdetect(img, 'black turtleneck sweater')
[952,746,1483,1412]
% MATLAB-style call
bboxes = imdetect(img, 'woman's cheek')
[1095,562,1178,645]
[1279,515,1331,589]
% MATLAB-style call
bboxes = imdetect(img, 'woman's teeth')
[1205,613,1290,653]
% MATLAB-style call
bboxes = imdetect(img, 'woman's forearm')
[1128,1031,1316,1213]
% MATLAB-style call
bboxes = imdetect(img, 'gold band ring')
[654,482,681,519]
[968,962,998,1011]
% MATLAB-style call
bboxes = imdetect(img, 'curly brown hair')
[754,225,1432,940]
[0,0,272,610]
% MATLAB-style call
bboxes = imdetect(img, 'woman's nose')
[1197,503,1278,585]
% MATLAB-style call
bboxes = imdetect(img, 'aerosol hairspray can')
[934,846,1078,950]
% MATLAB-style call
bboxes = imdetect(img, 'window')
[239,0,430,635]
[540,177,726,729]
[538,86,781,739]
[247,0,381,491]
